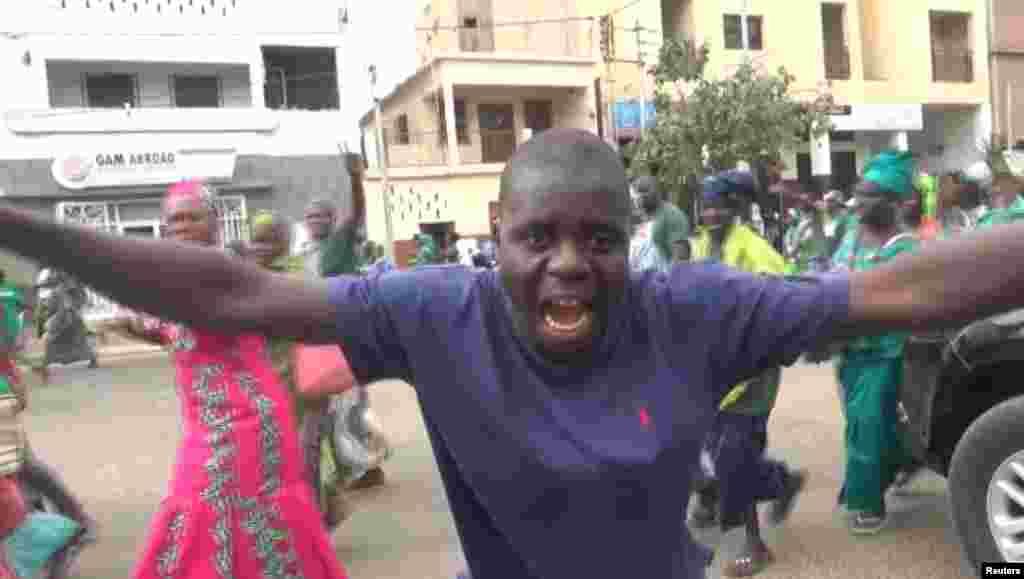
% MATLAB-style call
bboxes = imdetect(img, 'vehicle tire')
[949,395,1024,571]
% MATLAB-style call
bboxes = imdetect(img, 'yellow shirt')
[690,224,787,412]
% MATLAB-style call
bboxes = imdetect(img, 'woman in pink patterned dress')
[101,180,348,579]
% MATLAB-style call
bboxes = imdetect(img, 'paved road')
[23,357,971,578]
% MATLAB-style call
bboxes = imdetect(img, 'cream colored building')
[360,0,992,247]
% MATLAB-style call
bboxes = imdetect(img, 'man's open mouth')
[541,298,594,336]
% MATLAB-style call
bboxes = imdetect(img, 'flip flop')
[723,546,775,578]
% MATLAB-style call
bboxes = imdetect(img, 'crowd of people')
[627,149,1024,576]
[0,129,1021,578]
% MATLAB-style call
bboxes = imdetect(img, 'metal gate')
[55,196,248,320]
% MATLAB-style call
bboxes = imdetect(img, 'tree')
[630,38,832,212]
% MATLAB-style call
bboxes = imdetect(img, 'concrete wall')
[991,55,1024,144]
[990,0,1024,143]
[991,0,1024,53]
[416,0,592,61]
[655,0,990,106]
[364,170,501,242]
[47,61,252,108]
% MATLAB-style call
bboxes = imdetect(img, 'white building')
[0,0,353,317]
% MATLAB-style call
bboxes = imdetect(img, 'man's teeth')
[554,298,580,307]
[544,312,588,332]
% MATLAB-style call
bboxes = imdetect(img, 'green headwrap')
[251,211,277,229]
[862,150,916,201]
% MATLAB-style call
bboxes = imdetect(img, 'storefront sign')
[830,104,923,132]
[51,148,237,190]
[613,99,657,130]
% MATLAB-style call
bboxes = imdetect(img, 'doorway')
[477,103,517,163]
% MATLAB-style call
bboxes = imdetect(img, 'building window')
[723,14,764,51]
[85,74,137,108]
[930,11,973,83]
[262,46,340,110]
[723,14,743,49]
[454,98,469,144]
[172,75,221,108]
[822,3,850,80]
[395,114,410,145]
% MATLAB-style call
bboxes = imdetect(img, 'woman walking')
[101,180,348,578]
[837,152,921,535]
[687,171,806,577]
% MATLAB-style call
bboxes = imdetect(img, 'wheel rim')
[987,449,1024,561]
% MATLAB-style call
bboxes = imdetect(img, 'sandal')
[723,545,775,577]
[849,512,887,536]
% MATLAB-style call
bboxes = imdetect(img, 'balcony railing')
[824,45,851,80]
[419,19,594,60]
[381,127,522,169]
[932,46,974,83]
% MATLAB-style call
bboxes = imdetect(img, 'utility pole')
[369,65,395,263]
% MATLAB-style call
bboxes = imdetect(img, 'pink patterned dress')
[132,321,348,579]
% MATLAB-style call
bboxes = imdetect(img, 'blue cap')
[702,170,758,203]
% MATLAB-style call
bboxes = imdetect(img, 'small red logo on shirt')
[639,407,652,428]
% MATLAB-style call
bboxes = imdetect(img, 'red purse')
[292,344,356,400]
[0,477,26,539]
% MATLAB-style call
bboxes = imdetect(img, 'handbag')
[0,478,26,540]
[292,344,356,400]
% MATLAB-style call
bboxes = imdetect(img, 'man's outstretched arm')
[0,206,338,342]
[848,223,1024,335]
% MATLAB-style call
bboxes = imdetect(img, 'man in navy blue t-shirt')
[2,129,1024,578]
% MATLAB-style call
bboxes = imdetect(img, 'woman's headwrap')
[162,179,220,242]
[163,179,218,216]
[858,151,915,201]
[701,170,759,207]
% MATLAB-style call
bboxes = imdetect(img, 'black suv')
[901,310,1024,571]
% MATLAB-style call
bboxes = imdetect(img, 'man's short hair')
[306,199,337,214]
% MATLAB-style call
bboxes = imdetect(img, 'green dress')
[839,233,918,515]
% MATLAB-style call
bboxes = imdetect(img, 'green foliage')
[631,38,832,209]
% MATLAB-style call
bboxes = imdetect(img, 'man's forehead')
[503,187,631,220]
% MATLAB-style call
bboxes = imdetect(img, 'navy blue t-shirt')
[327,264,849,579]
